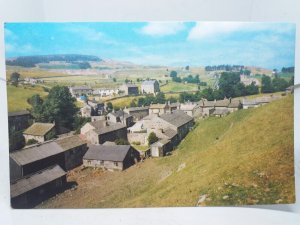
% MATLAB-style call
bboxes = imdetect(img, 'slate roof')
[8,110,30,117]
[56,135,87,151]
[149,103,168,109]
[10,164,66,198]
[163,128,177,139]
[242,99,258,105]
[124,106,149,112]
[212,108,229,115]
[180,103,198,111]
[110,110,132,119]
[228,100,241,108]
[200,100,215,107]
[151,139,170,147]
[23,123,55,136]
[83,145,131,162]
[122,83,138,88]
[160,111,193,128]
[10,142,64,166]
[92,122,127,135]
[215,99,230,107]
[141,80,158,85]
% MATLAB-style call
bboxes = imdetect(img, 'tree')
[148,132,158,146]
[113,78,117,82]
[245,82,259,95]
[185,65,190,70]
[170,71,177,78]
[201,88,215,101]
[289,76,294,86]
[261,75,273,93]
[156,92,166,104]
[106,102,113,112]
[29,86,78,130]
[272,77,289,92]
[10,72,21,86]
[218,72,240,97]
[130,100,137,107]
[233,82,247,97]
[172,77,182,83]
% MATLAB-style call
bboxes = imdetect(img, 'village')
[8,74,294,208]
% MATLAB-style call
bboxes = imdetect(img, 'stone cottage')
[83,145,139,171]
[119,83,139,95]
[107,109,134,127]
[141,80,160,94]
[150,139,173,157]
[23,122,56,143]
[123,106,149,121]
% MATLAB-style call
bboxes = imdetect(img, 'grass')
[39,95,294,208]
[6,85,48,112]
[132,144,149,152]
[161,82,198,92]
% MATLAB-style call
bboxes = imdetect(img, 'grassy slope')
[41,95,294,208]
[7,85,48,112]
[161,82,198,92]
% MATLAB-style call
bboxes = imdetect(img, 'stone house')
[9,135,87,181]
[255,96,272,106]
[10,164,66,208]
[199,100,215,117]
[23,122,56,143]
[212,108,229,117]
[8,110,32,132]
[69,86,93,97]
[81,120,127,144]
[83,145,139,171]
[107,110,134,127]
[150,139,173,157]
[119,83,139,95]
[179,102,201,117]
[80,104,93,117]
[123,106,149,121]
[242,99,259,109]
[141,80,160,94]
[214,99,230,110]
[228,99,241,112]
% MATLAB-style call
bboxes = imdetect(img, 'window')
[114,162,118,166]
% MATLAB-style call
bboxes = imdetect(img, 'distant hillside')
[40,95,294,208]
[6,54,102,68]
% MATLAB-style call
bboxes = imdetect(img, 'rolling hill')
[39,95,294,208]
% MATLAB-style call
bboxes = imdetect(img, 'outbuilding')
[23,122,56,143]
[150,139,172,157]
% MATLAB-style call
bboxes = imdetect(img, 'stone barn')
[124,106,149,121]
[119,83,139,95]
[150,139,173,157]
[10,164,66,208]
[8,110,32,132]
[83,145,139,171]
[107,110,134,127]
[23,122,56,143]
[141,80,160,94]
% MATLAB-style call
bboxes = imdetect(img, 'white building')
[141,80,160,94]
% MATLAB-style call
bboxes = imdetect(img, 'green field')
[40,95,294,208]
[7,85,48,112]
[160,82,198,92]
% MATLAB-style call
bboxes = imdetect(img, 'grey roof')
[242,99,258,105]
[122,83,138,88]
[83,145,131,162]
[228,100,241,108]
[255,97,272,104]
[160,111,193,128]
[8,110,30,117]
[56,135,87,151]
[142,80,158,85]
[10,164,66,198]
[151,139,170,147]
[163,128,177,139]
[23,123,55,136]
[200,100,215,107]
[10,142,64,166]
[91,122,127,135]
[215,99,230,107]
[125,106,149,112]
[110,110,132,119]
[212,108,229,115]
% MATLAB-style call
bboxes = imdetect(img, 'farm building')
[107,110,134,127]
[199,100,215,116]
[81,120,127,144]
[141,80,160,94]
[80,104,93,117]
[124,106,149,121]
[242,99,259,109]
[9,135,87,181]
[214,99,230,110]
[83,145,139,171]
[228,99,241,112]
[159,110,194,141]
[87,100,105,115]
[8,110,32,132]
[119,83,139,95]
[10,164,66,208]
[212,108,229,117]
[179,102,201,117]
[23,122,56,143]
[69,86,93,97]
[150,139,173,157]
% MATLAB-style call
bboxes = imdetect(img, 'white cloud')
[66,26,104,41]
[188,22,295,40]
[140,22,185,36]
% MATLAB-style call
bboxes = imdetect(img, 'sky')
[4,22,296,69]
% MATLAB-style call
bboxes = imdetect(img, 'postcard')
[4,22,295,208]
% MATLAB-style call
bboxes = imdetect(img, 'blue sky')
[4,22,296,69]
